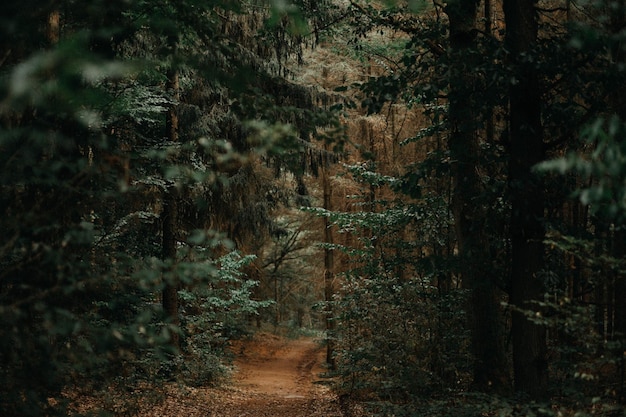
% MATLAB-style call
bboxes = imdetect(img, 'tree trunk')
[322,150,336,369]
[613,229,626,401]
[162,68,180,352]
[608,5,626,400]
[503,0,548,399]
[446,0,510,393]
[47,10,60,45]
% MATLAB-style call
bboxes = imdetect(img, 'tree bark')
[47,10,60,45]
[446,0,510,393]
[162,68,180,352]
[322,150,336,369]
[613,228,626,401]
[608,6,626,400]
[162,188,180,351]
[503,0,548,399]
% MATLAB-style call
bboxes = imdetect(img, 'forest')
[1,0,626,416]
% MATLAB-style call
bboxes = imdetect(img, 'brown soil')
[142,333,345,417]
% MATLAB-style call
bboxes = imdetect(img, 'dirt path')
[233,335,322,397]
[210,333,343,417]
[144,333,345,417]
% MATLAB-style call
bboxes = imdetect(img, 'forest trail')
[217,333,344,416]
[145,333,345,417]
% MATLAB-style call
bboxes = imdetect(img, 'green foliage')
[333,0,626,414]
[0,0,340,415]
[538,116,626,224]
[538,110,626,408]
[178,250,272,386]
[312,163,469,403]
[0,18,155,414]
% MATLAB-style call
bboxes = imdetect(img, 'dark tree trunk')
[322,149,336,370]
[446,0,510,393]
[503,0,548,399]
[165,68,179,143]
[609,4,626,401]
[614,229,626,401]
[614,230,626,337]
[162,189,180,350]
[162,68,180,352]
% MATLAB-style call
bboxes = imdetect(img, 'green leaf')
[187,230,206,245]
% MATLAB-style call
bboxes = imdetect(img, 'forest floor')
[141,332,351,417]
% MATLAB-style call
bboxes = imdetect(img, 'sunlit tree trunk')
[504,0,548,398]
[47,10,60,45]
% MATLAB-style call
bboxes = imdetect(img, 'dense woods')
[2,0,626,416]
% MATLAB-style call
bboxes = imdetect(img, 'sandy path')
[209,334,343,417]
[144,333,345,417]
[234,337,320,396]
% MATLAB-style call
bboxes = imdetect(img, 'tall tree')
[503,0,548,398]
[322,144,336,369]
[446,0,509,392]
[162,65,181,352]
[606,2,626,396]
